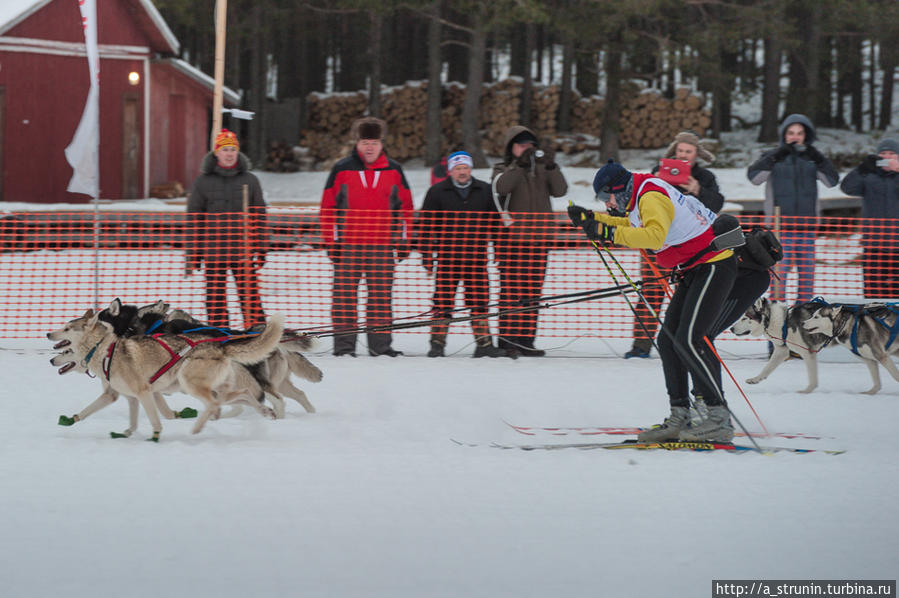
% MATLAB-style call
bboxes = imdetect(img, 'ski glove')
[567,204,594,227]
[583,220,616,244]
[804,145,826,165]
[772,145,793,161]
[858,154,879,174]
[516,146,537,168]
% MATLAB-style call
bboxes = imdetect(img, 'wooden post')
[772,205,782,300]
[210,0,227,149]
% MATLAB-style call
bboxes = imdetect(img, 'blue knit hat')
[592,159,632,199]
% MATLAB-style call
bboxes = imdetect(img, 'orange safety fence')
[0,210,896,340]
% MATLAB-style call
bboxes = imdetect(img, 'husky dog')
[51,302,285,439]
[147,305,322,418]
[49,301,322,437]
[802,304,899,395]
[48,308,200,437]
[730,298,830,393]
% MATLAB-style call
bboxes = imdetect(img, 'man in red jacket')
[319,117,414,357]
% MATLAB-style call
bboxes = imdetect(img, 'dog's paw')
[745,376,764,385]
[798,387,816,394]
[260,407,277,420]
[862,387,880,395]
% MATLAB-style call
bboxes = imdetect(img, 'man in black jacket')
[186,129,267,328]
[419,151,511,358]
[625,131,724,359]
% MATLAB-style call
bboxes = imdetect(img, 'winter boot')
[428,328,447,358]
[624,338,652,359]
[472,321,505,358]
[637,406,691,442]
[679,404,734,442]
[427,339,446,358]
[515,336,546,357]
[689,395,709,425]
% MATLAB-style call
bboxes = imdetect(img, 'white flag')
[65,0,100,198]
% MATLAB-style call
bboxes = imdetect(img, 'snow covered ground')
[1,327,897,596]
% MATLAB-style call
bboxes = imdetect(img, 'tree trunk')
[509,25,525,77]
[879,39,896,129]
[575,45,599,96]
[368,11,382,117]
[600,45,622,162]
[557,40,574,132]
[520,23,536,127]
[462,26,488,167]
[425,0,443,166]
[849,37,863,131]
[758,35,782,143]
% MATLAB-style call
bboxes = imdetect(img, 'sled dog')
[730,298,830,393]
[802,303,899,395]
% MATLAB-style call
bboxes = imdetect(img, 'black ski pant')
[331,245,395,354]
[658,256,737,408]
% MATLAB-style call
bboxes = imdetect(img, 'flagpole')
[211,0,227,149]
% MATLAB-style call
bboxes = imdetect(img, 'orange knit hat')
[214,129,239,151]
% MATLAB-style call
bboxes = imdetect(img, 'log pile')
[292,81,710,168]
[263,141,301,172]
[618,87,711,149]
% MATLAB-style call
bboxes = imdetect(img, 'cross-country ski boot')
[637,406,691,442]
[679,405,734,443]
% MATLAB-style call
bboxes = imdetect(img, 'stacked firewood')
[295,81,710,167]
[619,88,711,149]
[263,141,301,172]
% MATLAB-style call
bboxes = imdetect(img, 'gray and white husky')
[802,304,899,395]
[730,298,830,393]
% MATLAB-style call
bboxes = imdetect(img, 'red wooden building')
[0,0,238,203]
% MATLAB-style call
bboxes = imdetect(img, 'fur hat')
[592,159,632,197]
[352,117,387,141]
[663,131,715,164]
[876,138,899,155]
[214,129,239,152]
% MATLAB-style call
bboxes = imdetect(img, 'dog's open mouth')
[57,362,76,375]
[53,339,71,350]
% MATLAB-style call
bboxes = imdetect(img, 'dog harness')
[147,332,260,383]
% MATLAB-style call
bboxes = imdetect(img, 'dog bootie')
[679,405,734,443]
[637,406,691,442]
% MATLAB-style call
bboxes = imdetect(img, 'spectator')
[319,117,414,357]
[186,129,267,328]
[747,114,839,302]
[569,160,740,443]
[491,126,568,357]
[840,138,899,299]
[626,131,724,359]
[419,151,512,358]
[430,155,448,186]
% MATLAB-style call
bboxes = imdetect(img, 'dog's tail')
[223,313,285,365]
[285,350,324,383]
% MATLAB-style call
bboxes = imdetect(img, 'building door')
[0,86,5,202]
[121,94,140,199]
[167,94,186,185]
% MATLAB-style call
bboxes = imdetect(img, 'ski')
[503,421,828,441]
[451,439,845,455]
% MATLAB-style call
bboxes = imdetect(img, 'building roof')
[157,57,242,106]
[0,0,179,54]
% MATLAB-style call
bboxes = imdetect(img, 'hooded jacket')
[490,125,567,215]
[186,152,267,264]
[319,148,414,246]
[746,114,839,216]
